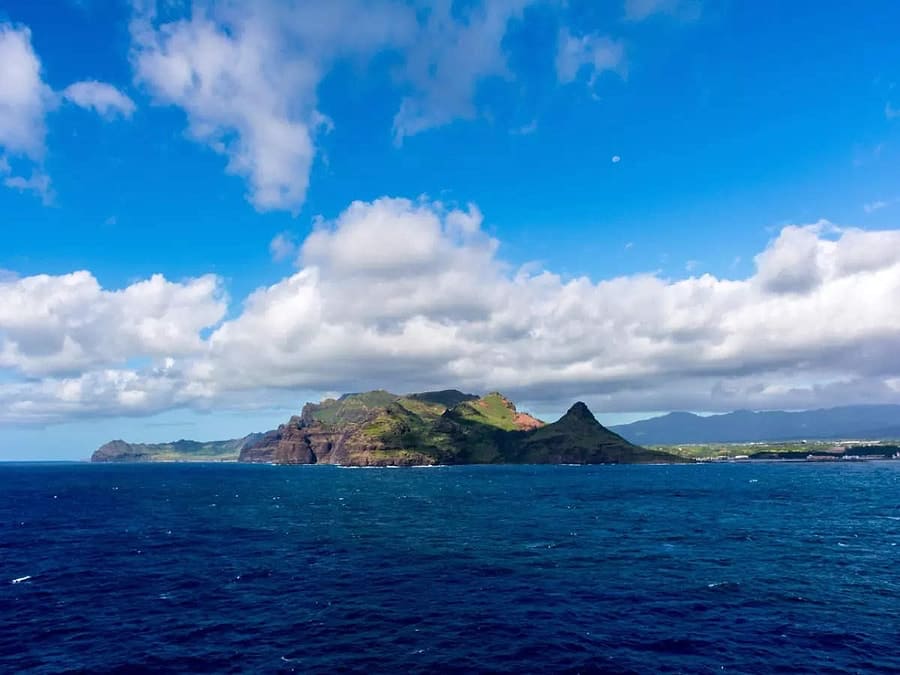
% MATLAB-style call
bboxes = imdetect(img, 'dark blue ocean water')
[2,463,900,673]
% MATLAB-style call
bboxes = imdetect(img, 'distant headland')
[92,390,684,466]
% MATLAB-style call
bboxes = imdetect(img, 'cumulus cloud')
[0,23,53,161]
[4,199,900,425]
[0,22,136,201]
[0,271,226,377]
[131,5,328,212]
[753,223,828,294]
[62,81,136,119]
[556,28,625,89]
[0,22,54,202]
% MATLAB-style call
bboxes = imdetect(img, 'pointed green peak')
[561,401,598,424]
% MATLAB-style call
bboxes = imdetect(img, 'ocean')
[2,462,899,673]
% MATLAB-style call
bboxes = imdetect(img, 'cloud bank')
[3,197,900,425]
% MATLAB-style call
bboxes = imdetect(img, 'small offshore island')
[92,390,685,466]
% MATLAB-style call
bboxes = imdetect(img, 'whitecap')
[11,576,31,584]
[525,541,557,549]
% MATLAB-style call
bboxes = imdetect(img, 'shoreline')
[5,458,900,467]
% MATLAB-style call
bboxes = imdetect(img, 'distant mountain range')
[93,390,683,465]
[610,405,900,445]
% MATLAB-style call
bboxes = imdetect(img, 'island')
[92,389,685,466]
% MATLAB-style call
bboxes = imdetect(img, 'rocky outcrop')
[237,417,318,464]
[237,409,438,466]
[92,440,155,463]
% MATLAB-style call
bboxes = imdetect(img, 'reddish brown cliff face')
[239,417,322,464]
[237,415,435,466]
[514,412,544,431]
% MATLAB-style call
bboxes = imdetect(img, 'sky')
[2,0,900,460]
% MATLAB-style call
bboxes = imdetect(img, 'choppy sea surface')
[2,462,900,673]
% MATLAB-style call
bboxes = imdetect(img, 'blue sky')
[2,0,900,459]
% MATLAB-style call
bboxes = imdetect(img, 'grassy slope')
[449,392,522,431]
[406,390,479,408]
[351,400,448,464]
[353,393,521,464]
[304,390,401,424]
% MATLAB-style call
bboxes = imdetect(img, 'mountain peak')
[562,401,598,424]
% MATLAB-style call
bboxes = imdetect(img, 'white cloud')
[131,6,324,212]
[130,0,425,212]
[129,1,545,208]
[753,223,827,294]
[556,28,625,89]
[0,22,137,202]
[611,154,621,163]
[0,271,226,377]
[0,23,53,161]
[269,232,297,262]
[62,81,136,119]
[5,200,900,426]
